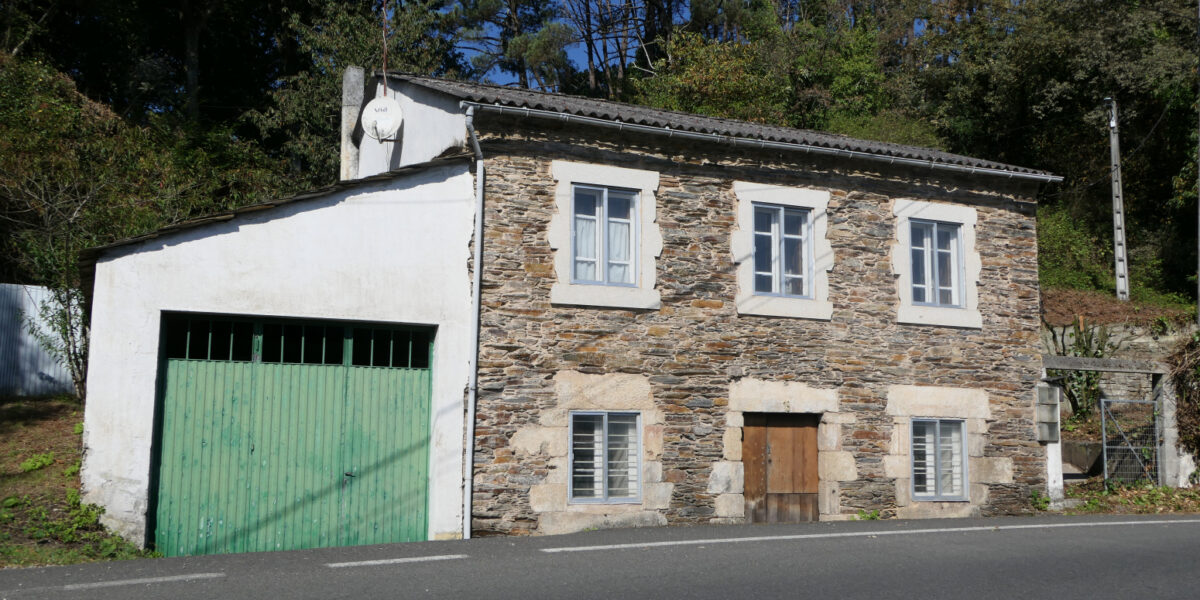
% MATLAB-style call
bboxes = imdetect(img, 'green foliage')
[912,0,1198,301]
[457,0,562,87]
[633,32,792,125]
[73,422,84,435]
[855,509,882,520]
[248,0,462,189]
[1043,317,1118,418]
[63,460,81,478]
[0,51,292,392]
[635,20,944,148]
[505,21,576,91]
[19,452,54,473]
[823,110,944,150]
[1029,490,1051,511]
[7,491,146,560]
[1037,205,1114,291]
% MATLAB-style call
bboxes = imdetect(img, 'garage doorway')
[151,314,433,556]
[742,413,819,522]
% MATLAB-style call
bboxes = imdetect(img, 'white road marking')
[62,572,225,590]
[540,518,1200,553]
[326,554,470,568]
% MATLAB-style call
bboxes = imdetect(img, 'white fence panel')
[0,283,74,396]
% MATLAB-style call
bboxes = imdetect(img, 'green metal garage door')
[153,315,433,557]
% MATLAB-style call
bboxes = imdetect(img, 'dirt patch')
[1060,413,1103,442]
[0,396,149,567]
[1041,288,1191,326]
[0,398,80,502]
[1065,478,1200,514]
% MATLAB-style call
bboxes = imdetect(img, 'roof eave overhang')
[460,101,1063,185]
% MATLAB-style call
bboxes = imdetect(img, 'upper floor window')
[573,186,637,286]
[732,182,832,320]
[753,204,811,298]
[549,161,662,310]
[909,220,962,307]
[892,199,981,329]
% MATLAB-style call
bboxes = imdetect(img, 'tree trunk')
[585,1,597,92]
[180,0,215,123]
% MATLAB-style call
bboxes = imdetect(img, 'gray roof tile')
[390,73,1055,178]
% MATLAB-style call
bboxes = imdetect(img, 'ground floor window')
[911,419,967,501]
[570,412,640,502]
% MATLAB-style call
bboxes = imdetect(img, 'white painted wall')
[356,81,465,179]
[82,163,476,545]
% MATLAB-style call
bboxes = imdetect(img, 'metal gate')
[153,314,433,556]
[1101,396,1160,485]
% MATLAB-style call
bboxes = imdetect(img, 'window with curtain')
[910,220,962,307]
[911,419,967,501]
[570,412,640,502]
[752,204,811,297]
[572,185,636,286]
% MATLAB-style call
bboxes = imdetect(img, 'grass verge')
[1,395,154,568]
[1064,478,1200,514]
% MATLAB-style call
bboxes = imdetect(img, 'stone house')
[79,69,1060,555]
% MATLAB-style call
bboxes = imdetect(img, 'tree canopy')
[1,0,1198,310]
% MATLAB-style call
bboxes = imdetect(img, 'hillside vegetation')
[1,0,1197,364]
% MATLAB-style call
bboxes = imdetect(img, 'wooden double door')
[742,413,819,523]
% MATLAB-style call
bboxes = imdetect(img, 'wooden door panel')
[766,493,819,522]
[742,414,767,522]
[795,418,818,493]
[766,422,795,492]
[741,413,820,523]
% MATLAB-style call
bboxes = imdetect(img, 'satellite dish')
[361,96,403,140]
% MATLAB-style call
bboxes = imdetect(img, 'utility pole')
[1106,97,1130,301]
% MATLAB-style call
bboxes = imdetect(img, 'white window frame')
[892,199,982,329]
[570,185,638,287]
[910,418,969,502]
[909,219,963,308]
[549,161,661,309]
[732,181,833,320]
[751,204,813,298]
[568,411,643,504]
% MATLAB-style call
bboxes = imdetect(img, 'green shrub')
[1037,205,1113,291]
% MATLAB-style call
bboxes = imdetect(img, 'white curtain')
[573,214,597,281]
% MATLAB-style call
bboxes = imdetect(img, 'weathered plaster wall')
[83,164,476,544]
[468,119,1046,535]
[356,81,465,178]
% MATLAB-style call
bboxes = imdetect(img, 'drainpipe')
[462,105,485,541]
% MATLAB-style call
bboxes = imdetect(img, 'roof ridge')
[391,72,849,142]
[384,72,1054,177]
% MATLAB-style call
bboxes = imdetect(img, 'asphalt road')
[2,514,1199,599]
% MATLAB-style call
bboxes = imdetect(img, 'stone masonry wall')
[469,118,1046,535]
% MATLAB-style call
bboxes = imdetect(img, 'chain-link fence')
[1101,397,1160,485]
